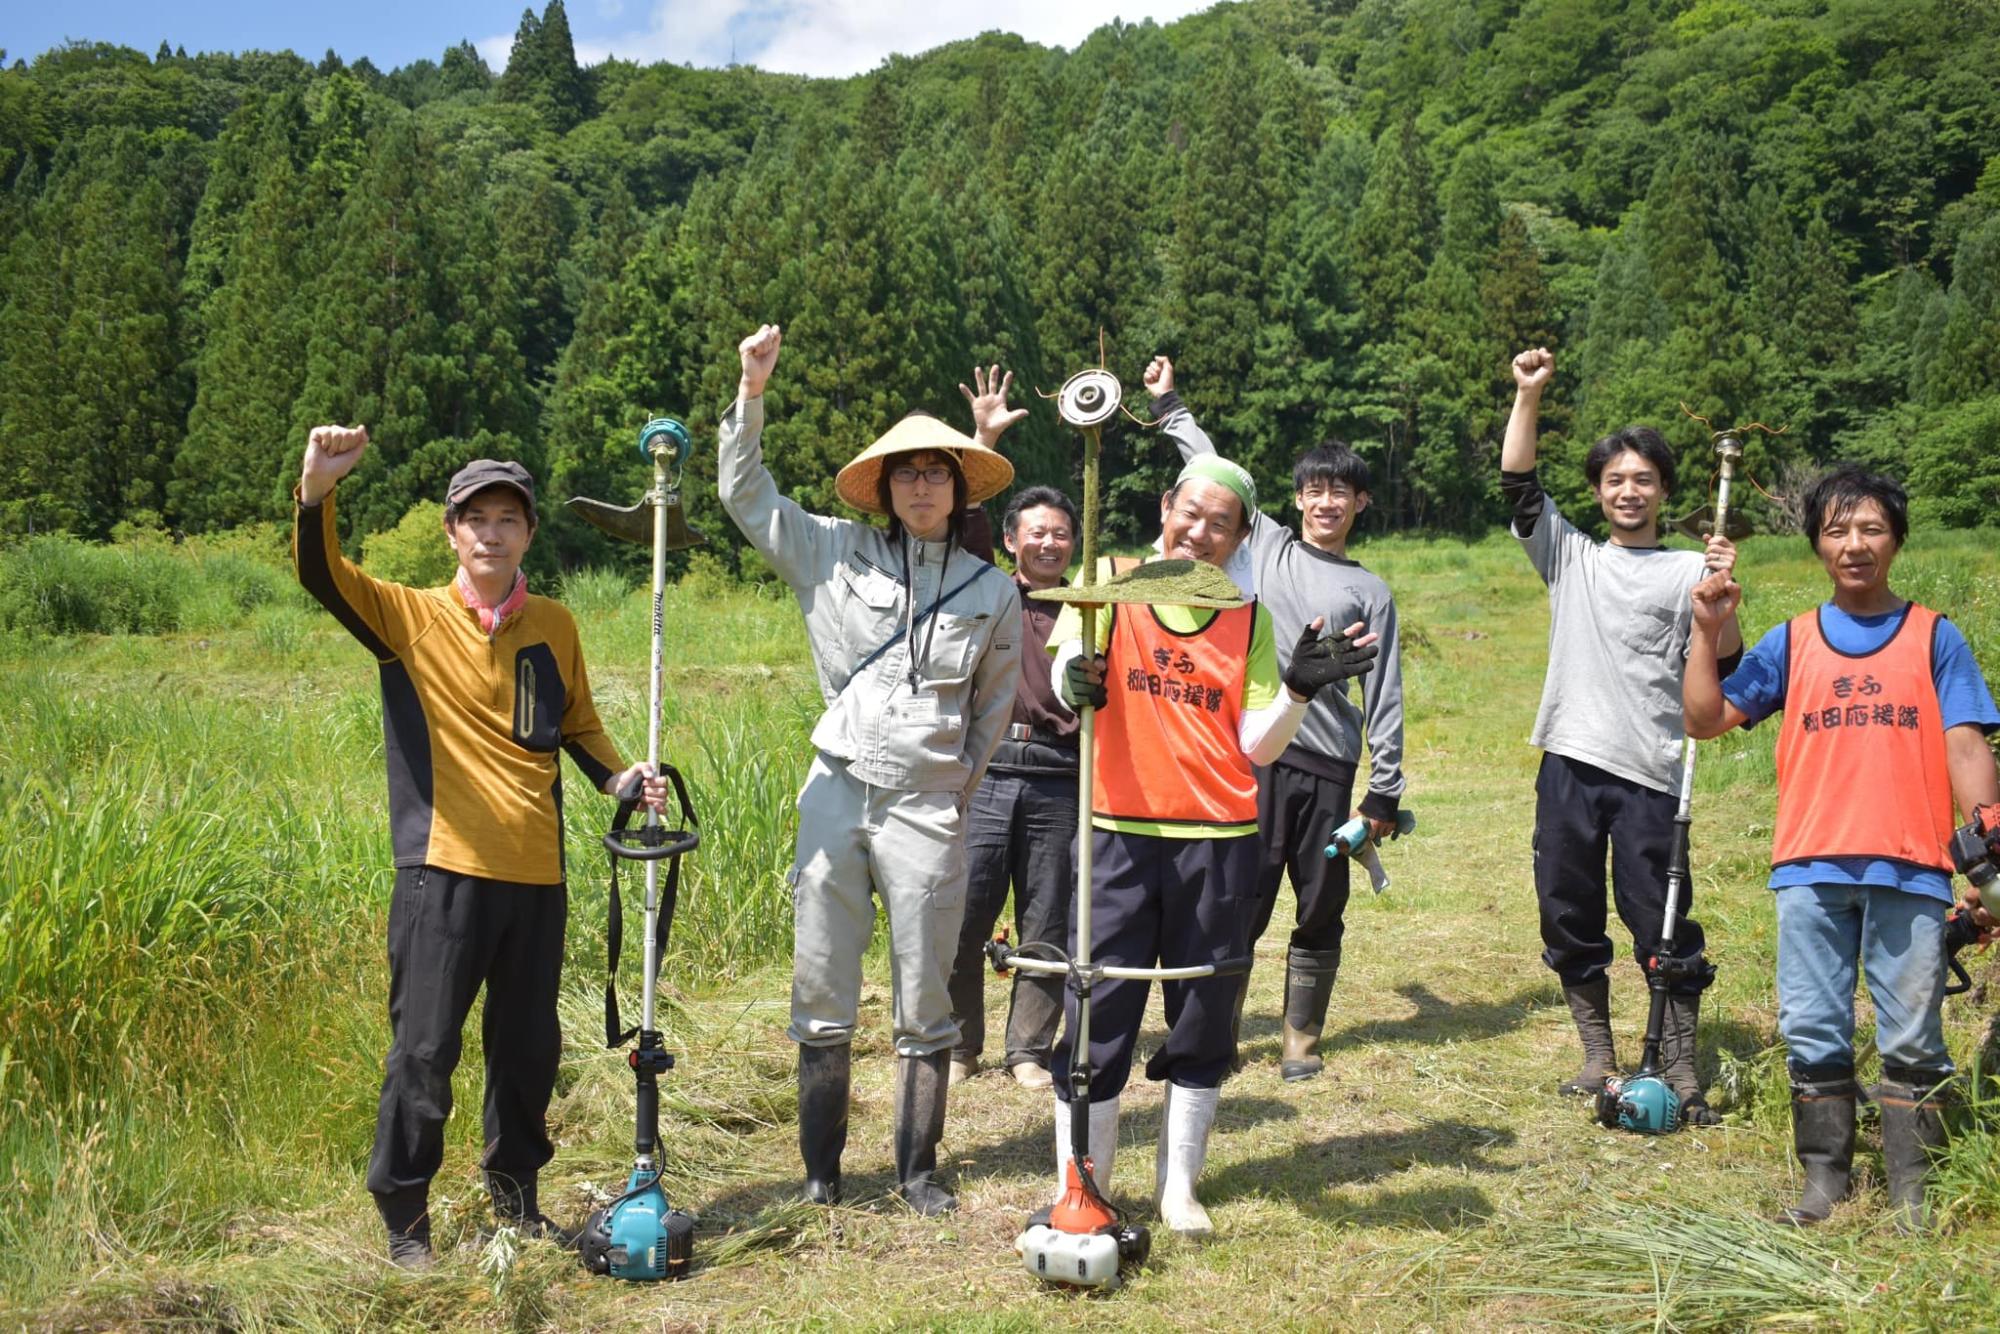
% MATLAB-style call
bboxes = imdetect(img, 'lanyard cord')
[902,533,949,694]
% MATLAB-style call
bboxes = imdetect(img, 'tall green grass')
[0,532,302,636]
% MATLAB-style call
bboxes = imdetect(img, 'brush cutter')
[984,365,1252,1290]
[1324,809,1417,894]
[1943,803,2000,996]
[568,417,704,1280]
[1595,432,1742,1136]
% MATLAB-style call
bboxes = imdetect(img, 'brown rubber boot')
[1279,948,1340,1082]
[1661,991,1719,1125]
[1558,978,1619,1096]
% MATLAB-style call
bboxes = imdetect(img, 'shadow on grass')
[1207,1117,1517,1225]
[1319,1182,1493,1229]
[1321,981,1553,1053]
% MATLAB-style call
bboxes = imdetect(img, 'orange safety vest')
[1772,603,1955,873]
[1093,598,1259,828]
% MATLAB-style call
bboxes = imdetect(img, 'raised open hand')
[958,365,1029,444]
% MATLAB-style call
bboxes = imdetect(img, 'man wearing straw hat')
[1047,456,1376,1237]
[718,324,1024,1215]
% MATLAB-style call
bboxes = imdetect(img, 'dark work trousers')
[947,766,1075,1068]
[1052,829,1256,1100]
[1533,753,1711,992]
[1246,760,1355,954]
[365,865,568,1199]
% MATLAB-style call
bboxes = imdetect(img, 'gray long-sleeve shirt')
[717,395,1021,798]
[1156,393,1406,814]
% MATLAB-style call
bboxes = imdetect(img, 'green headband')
[1174,454,1258,520]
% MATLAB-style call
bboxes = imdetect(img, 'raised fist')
[300,424,370,504]
[739,324,782,397]
[1511,347,1554,392]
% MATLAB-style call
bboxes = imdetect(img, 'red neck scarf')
[456,567,528,637]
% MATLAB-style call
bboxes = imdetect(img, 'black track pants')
[366,866,567,1198]
[1532,753,1710,991]
[1246,760,1355,954]
[1052,829,1256,1098]
[948,768,1074,1067]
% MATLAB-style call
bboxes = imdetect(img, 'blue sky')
[9,2,1216,79]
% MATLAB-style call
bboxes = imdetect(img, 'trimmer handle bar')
[606,763,701,862]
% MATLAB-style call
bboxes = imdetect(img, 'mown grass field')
[4,525,2000,1331]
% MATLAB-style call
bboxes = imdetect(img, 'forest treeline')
[2,0,1998,574]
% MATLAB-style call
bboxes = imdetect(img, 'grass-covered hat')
[835,412,1015,515]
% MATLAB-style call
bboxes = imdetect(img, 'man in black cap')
[294,427,667,1267]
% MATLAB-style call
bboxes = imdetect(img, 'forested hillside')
[3,0,1997,568]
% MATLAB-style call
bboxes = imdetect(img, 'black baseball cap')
[445,459,537,522]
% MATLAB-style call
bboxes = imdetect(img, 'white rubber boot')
[1154,1082,1219,1238]
[1051,1095,1121,1202]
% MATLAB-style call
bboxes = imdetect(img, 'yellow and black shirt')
[295,491,624,885]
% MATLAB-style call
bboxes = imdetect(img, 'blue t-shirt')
[1721,601,2000,902]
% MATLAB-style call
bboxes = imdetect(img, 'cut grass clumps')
[1458,1201,1881,1328]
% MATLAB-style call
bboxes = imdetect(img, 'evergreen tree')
[1347,114,1436,523]
[439,41,494,97]
[174,104,324,530]
[498,2,586,133]
[1912,213,2000,405]
[488,151,579,387]
[1350,114,1434,336]
[293,119,532,536]
[1162,38,1278,484]
[0,132,187,537]
[1241,129,1371,498]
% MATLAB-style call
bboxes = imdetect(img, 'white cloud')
[526,1,1217,77]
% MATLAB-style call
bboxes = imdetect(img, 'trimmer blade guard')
[1030,558,1245,610]
[566,494,706,550]
[1672,504,1752,542]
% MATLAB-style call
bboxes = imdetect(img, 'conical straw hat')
[834,412,1015,515]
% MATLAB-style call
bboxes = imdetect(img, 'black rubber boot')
[1280,947,1340,1082]
[1226,969,1250,1075]
[1876,1066,1949,1233]
[893,1051,957,1216]
[1558,978,1619,1096]
[487,1169,578,1247]
[1776,1070,1857,1226]
[1662,991,1719,1126]
[798,1042,851,1206]
[374,1185,434,1270]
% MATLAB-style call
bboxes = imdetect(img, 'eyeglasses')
[890,463,954,486]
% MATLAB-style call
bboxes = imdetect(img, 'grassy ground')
[5,527,2000,1330]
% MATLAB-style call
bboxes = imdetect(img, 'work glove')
[1282,623,1377,698]
[1061,653,1109,711]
